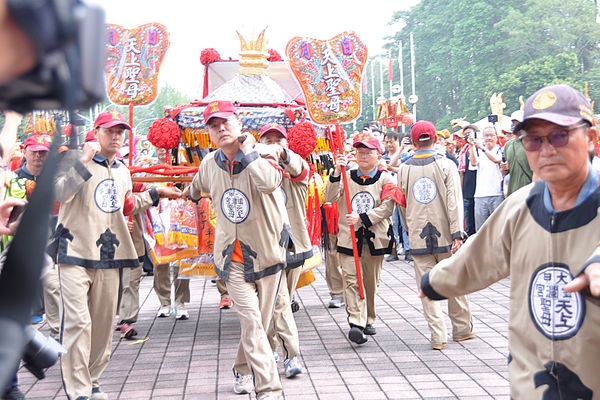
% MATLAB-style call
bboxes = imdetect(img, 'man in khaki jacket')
[421,84,600,398]
[53,111,177,400]
[398,120,475,350]
[184,101,288,400]
[259,123,311,379]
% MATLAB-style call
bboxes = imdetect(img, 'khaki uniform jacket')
[53,154,156,269]
[281,149,313,267]
[323,168,395,256]
[397,152,465,255]
[189,149,289,282]
[421,180,600,399]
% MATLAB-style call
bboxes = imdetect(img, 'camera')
[22,326,66,380]
[487,114,498,123]
[0,0,106,112]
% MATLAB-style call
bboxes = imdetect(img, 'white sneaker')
[233,370,254,394]
[273,351,279,362]
[156,306,171,318]
[175,303,189,320]
[328,297,344,308]
[284,356,303,378]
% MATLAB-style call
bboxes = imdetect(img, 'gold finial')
[236,28,269,76]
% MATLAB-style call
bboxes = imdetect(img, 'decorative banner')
[286,32,368,125]
[105,23,170,105]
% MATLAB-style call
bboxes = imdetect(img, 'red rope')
[128,164,199,176]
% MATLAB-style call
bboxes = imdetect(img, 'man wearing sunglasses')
[420,84,600,399]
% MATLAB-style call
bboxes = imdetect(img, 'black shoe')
[363,324,376,335]
[291,300,300,313]
[385,254,399,262]
[404,251,413,262]
[348,326,368,344]
[3,386,24,400]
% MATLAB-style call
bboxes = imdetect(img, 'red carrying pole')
[333,124,365,300]
[128,103,134,167]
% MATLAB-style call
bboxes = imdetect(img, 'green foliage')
[374,0,600,128]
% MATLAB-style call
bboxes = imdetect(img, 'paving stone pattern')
[19,259,511,399]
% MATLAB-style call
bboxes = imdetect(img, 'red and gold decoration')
[105,23,170,106]
[286,32,368,125]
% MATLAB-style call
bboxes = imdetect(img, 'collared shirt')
[543,164,599,212]
[357,166,378,179]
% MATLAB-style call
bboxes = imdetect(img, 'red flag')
[381,183,406,207]
[388,50,393,82]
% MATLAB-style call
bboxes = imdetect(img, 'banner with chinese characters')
[286,32,368,125]
[105,23,170,105]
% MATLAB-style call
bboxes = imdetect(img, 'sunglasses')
[520,123,589,151]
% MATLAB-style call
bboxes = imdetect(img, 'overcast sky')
[100,0,420,98]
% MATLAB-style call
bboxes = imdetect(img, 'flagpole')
[410,32,417,121]
[379,60,384,97]
[371,61,375,121]
[388,48,393,98]
[399,41,405,133]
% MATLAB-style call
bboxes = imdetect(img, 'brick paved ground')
[19,258,511,399]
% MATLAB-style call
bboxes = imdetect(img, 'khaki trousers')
[216,278,228,299]
[58,264,120,399]
[339,248,383,328]
[153,262,190,306]
[42,268,60,339]
[325,234,343,298]
[413,253,473,346]
[267,267,301,360]
[118,263,142,323]
[228,262,282,398]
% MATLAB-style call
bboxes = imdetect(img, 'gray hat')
[515,84,594,132]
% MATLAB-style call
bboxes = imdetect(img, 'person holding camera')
[457,125,479,237]
[468,125,503,231]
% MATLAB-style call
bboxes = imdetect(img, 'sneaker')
[3,386,24,400]
[31,314,44,324]
[220,297,233,309]
[385,254,399,262]
[348,326,367,345]
[454,330,477,342]
[175,303,189,320]
[432,342,447,350]
[328,297,344,308]
[404,251,413,262]
[119,323,138,339]
[157,306,171,318]
[233,370,254,394]
[91,386,108,400]
[284,356,303,378]
[273,351,279,362]
[363,324,376,335]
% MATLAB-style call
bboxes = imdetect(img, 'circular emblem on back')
[532,91,557,110]
[95,179,120,213]
[221,188,250,224]
[351,191,375,214]
[412,177,437,204]
[528,263,585,340]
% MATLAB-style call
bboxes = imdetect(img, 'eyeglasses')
[355,151,377,157]
[519,123,588,151]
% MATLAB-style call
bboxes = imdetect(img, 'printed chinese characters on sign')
[105,23,170,106]
[286,32,368,125]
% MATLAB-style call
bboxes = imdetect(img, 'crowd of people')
[0,79,599,400]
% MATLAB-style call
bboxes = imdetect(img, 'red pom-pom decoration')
[63,123,72,137]
[148,118,180,149]
[200,48,221,65]
[287,121,317,159]
[268,49,283,62]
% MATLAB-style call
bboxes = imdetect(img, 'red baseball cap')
[24,135,50,151]
[259,123,287,138]
[94,110,132,130]
[84,130,97,143]
[352,132,382,153]
[203,100,237,123]
[411,121,437,143]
